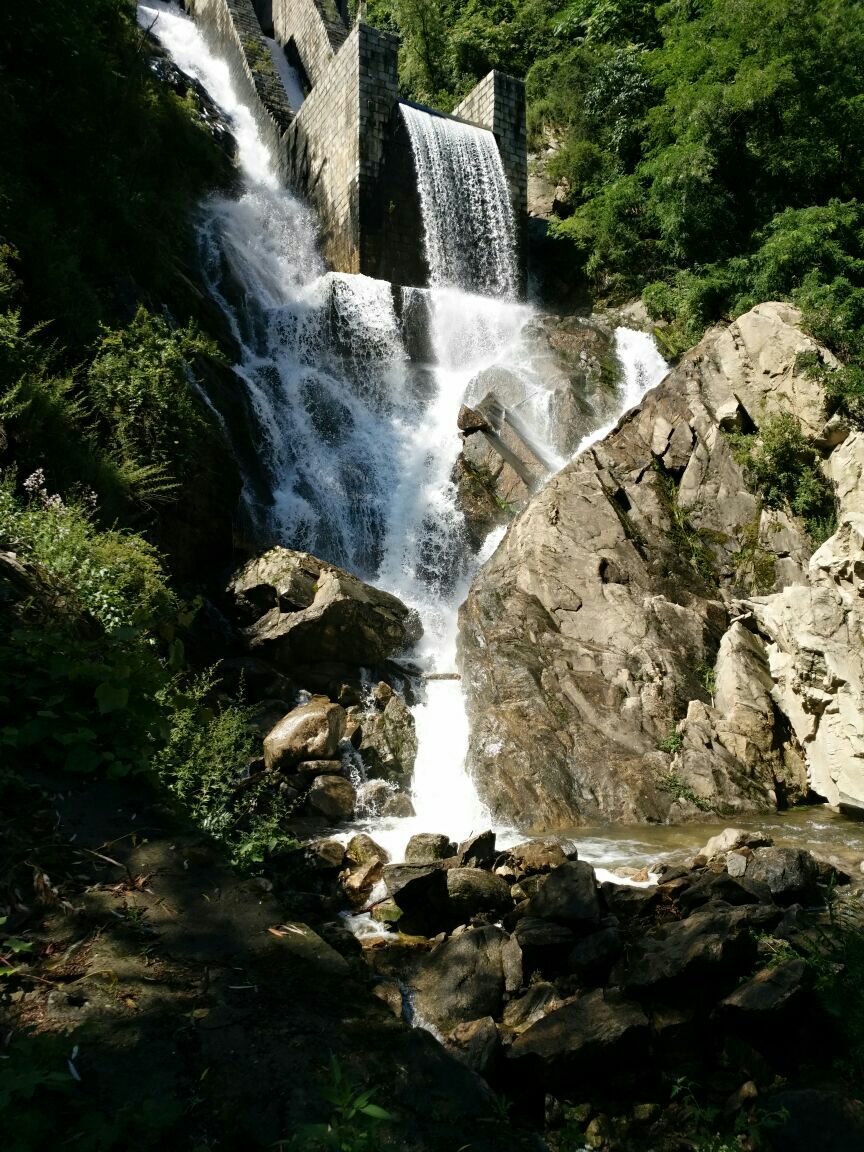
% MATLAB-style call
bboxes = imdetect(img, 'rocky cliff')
[459,303,864,830]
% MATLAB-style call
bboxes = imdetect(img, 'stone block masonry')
[189,0,527,289]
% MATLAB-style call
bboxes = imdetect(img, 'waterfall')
[400,104,517,298]
[138,2,668,866]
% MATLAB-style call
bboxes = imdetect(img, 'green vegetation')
[280,1056,393,1151]
[366,0,864,398]
[726,412,837,543]
[652,460,718,585]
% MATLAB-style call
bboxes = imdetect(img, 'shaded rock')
[567,926,624,980]
[745,847,820,903]
[229,548,422,667]
[446,868,513,923]
[345,833,389,866]
[600,883,660,921]
[457,831,497,869]
[611,903,780,993]
[507,989,649,1082]
[513,918,576,975]
[676,872,772,913]
[383,863,449,935]
[343,856,384,897]
[411,926,519,1031]
[295,759,343,782]
[307,775,355,821]
[446,1016,500,1076]
[263,699,346,770]
[756,1089,864,1152]
[371,898,403,924]
[405,833,455,864]
[502,983,558,1034]
[720,957,806,1015]
[525,861,600,927]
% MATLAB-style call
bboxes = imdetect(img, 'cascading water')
[400,104,517,297]
[138,2,669,870]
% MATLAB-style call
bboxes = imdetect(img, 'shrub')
[726,413,837,543]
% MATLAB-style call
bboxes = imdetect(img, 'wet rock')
[446,868,513,923]
[507,989,649,1083]
[611,903,780,993]
[370,899,403,925]
[358,692,418,787]
[355,779,391,814]
[446,1016,500,1076]
[701,827,774,859]
[525,861,600,928]
[458,405,490,434]
[307,775,356,821]
[405,833,455,864]
[229,547,422,666]
[345,833,389,866]
[745,847,821,903]
[457,830,497,869]
[263,698,347,770]
[381,792,415,818]
[411,926,519,1031]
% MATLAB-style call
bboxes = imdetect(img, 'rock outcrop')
[228,547,422,667]
[459,302,863,827]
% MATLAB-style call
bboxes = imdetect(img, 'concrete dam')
[187,0,527,289]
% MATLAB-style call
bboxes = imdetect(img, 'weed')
[278,1055,392,1151]
[0,916,33,978]
[652,460,718,585]
[658,767,713,812]
[659,729,683,754]
[696,661,716,698]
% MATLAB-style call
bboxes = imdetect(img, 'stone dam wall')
[188,0,527,288]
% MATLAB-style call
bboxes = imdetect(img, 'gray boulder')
[446,868,513,923]
[525,861,600,928]
[307,775,355,821]
[229,547,422,667]
[507,989,649,1081]
[263,698,346,770]
[458,303,834,829]
[745,847,821,902]
[411,926,521,1031]
[405,833,456,864]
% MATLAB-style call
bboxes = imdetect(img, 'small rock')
[295,759,344,781]
[371,680,394,707]
[307,775,356,821]
[720,957,806,1014]
[726,849,749,877]
[585,1114,613,1150]
[446,1016,499,1075]
[506,838,571,876]
[632,1103,659,1125]
[370,899,402,924]
[344,856,383,895]
[405,833,455,864]
[372,980,403,1017]
[346,833,389,866]
[700,827,774,859]
[457,830,497,868]
[382,793,415,818]
[458,404,490,434]
[355,779,391,813]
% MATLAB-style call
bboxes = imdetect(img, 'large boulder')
[357,690,418,787]
[263,698,346,770]
[446,868,513,923]
[410,926,522,1032]
[458,303,843,829]
[228,548,422,667]
[506,989,649,1083]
